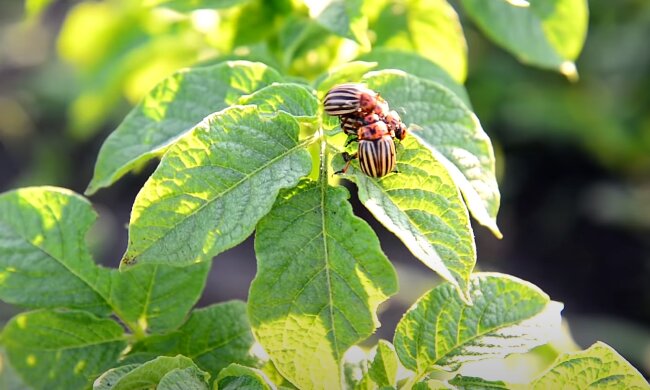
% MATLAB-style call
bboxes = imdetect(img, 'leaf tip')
[560,61,579,82]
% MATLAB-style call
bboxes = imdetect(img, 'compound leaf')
[0,187,109,313]
[394,273,561,376]
[368,340,398,388]
[340,136,475,302]
[249,179,398,390]
[372,0,467,82]
[1,310,126,390]
[87,61,282,195]
[129,301,257,378]
[531,342,649,389]
[121,106,311,268]
[459,0,588,79]
[363,70,501,237]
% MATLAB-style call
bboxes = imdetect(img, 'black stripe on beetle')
[324,83,378,116]
[358,135,396,178]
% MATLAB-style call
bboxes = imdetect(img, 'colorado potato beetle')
[323,83,380,116]
[335,120,397,178]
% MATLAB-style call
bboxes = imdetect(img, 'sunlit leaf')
[93,364,139,390]
[368,340,399,388]
[86,61,283,195]
[249,179,398,390]
[120,106,311,268]
[237,83,320,128]
[372,0,467,82]
[106,262,211,334]
[216,364,276,390]
[305,0,370,49]
[363,70,501,237]
[358,49,471,107]
[129,301,258,378]
[338,136,475,301]
[0,187,109,313]
[394,273,561,376]
[531,342,649,389]
[1,310,126,390]
[459,0,588,79]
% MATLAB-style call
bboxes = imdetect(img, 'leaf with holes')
[394,273,562,377]
[86,61,283,195]
[120,106,312,268]
[249,179,398,390]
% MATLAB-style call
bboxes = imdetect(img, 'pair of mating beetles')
[324,83,408,178]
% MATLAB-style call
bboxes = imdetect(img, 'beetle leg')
[344,134,358,147]
[334,152,358,175]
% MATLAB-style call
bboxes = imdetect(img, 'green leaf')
[448,375,509,389]
[25,0,55,19]
[237,83,320,126]
[363,70,501,238]
[86,61,283,195]
[394,273,561,377]
[531,342,649,389]
[158,366,211,390]
[306,0,370,49]
[93,364,139,390]
[338,136,475,301]
[249,179,398,390]
[368,340,398,388]
[412,380,451,390]
[159,371,210,390]
[314,61,378,97]
[459,0,588,79]
[357,49,471,108]
[106,262,211,334]
[372,0,467,82]
[120,106,312,268]
[0,187,109,313]
[145,0,250,12]
[100,355,208,390]
[1,310,126,390]
[216,364,276,390]
[129,301,258,377]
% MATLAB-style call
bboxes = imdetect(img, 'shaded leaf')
[216,364,276,390]
[93,364,139,390]
[101,355,208,390]
[121,106,311,268]
[372,0,467,82]
[25,0,55,19]
[531,342,649,389]
[158,366,211,390]
[363,70,501,237]
[146,0,250,12]
[448,375,509,389]
[129,301,257,378]
[394,273,561,376]
[106,262,211,334]
[358,49,470,107]
[1,310,126,390]
[459,0,588,79]
[412,380,451,390]
[0,187,109,313]
[339,136,475,301]
[87,61,282,195]
[306,0,370,49]
[249,179,398,390]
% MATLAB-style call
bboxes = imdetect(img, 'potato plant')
[1,0,648,389]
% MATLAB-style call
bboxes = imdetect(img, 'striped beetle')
[336,120,397,178]
[323,83,382,116]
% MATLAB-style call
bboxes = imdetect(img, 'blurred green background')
[0,0,649,380]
